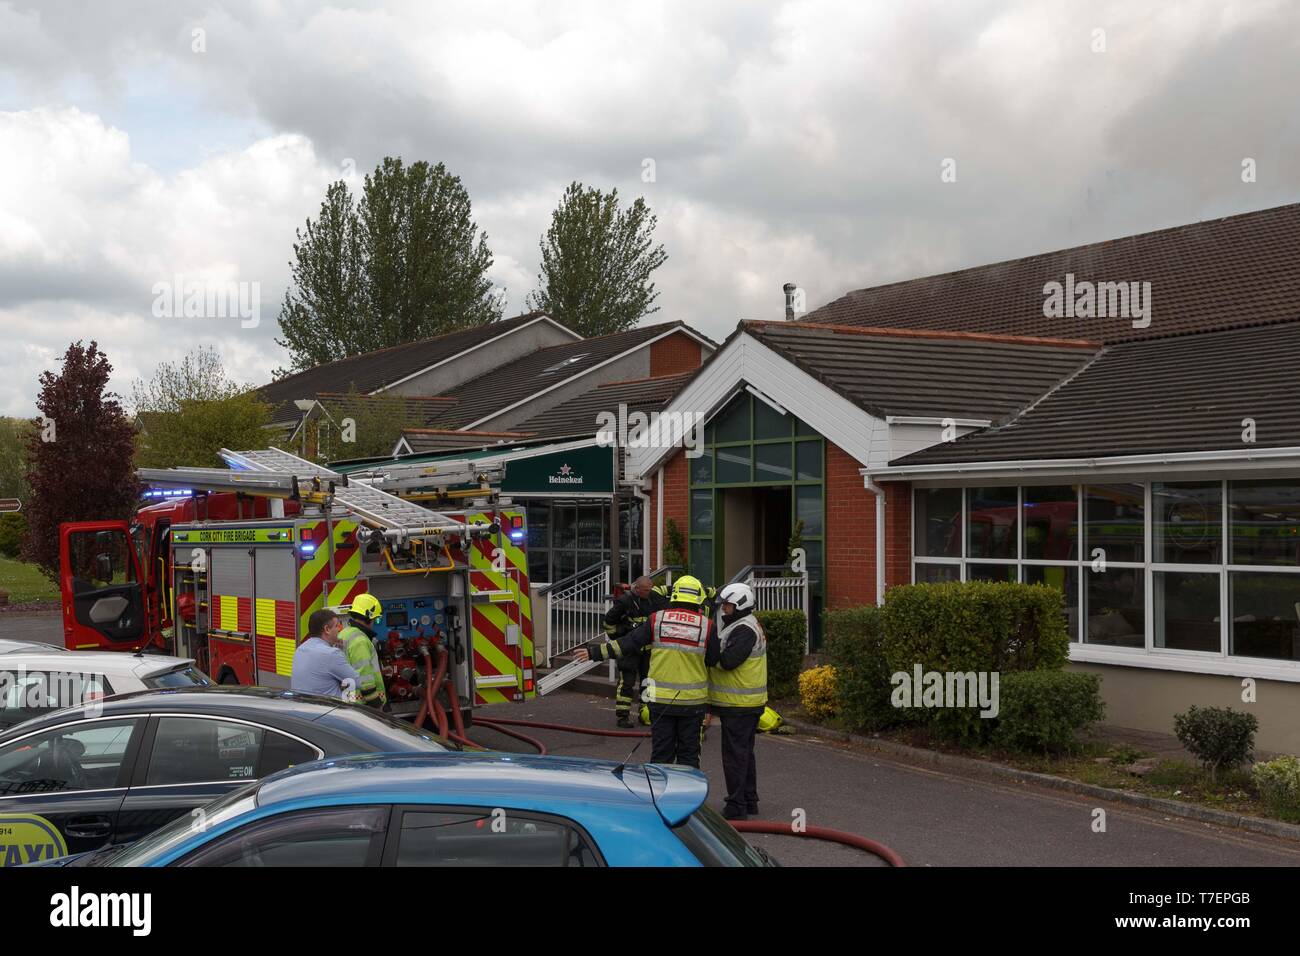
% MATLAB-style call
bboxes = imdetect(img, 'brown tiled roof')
[800,201,1300,344]
[744,322,1098,422]
[509,372,696,440]
[400,428,535,455]
[893,320,1300,466]
[314,392,458,429]
[257,312,557,422]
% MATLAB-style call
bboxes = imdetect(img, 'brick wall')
[649,449,689,569]
[883,480,913,590]
[824,441,875,608]
[649,332,703,377]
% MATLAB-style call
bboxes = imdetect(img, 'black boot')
[617,714,633,729]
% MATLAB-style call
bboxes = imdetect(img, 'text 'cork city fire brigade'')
[58,447,537,719]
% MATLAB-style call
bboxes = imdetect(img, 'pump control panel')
[380,596,449,640]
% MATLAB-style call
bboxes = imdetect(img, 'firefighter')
[576,575,712,768]
[604,575,668,728]
[706,582,767,820]
[340,594,388,709]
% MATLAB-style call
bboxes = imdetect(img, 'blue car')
[51,752,777,867]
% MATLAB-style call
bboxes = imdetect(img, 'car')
[0,687,456,866]
[47,752,777,867]
[0,639,65,655]
[0,650,213,730]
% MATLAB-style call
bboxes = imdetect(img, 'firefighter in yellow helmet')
[341,593,388,709]
[577,574,713,768]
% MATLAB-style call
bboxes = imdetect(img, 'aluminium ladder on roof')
[219,447,478,534]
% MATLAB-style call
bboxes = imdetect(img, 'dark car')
[0,687,454,866]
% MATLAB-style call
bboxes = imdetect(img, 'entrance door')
[719,487,791,582]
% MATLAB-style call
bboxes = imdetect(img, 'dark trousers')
[614,652,650,717]
[649,708,704,768]
[719,712,760,813]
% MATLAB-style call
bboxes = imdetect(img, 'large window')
[914,479,1300,663]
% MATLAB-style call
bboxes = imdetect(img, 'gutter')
[862,474,886,606]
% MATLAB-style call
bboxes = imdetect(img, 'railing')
[536,562,612,695]
[727,564,811,651]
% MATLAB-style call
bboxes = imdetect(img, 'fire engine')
[59,448,537,719]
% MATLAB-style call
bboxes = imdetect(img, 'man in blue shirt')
[291,609,361,700]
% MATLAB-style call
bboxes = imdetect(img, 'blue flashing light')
[300,543,317,555]
[509,531,525,541]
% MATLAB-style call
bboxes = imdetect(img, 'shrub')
[824,606,899,732]
[1173,706,1259,781]
[882,581,1069,740]
[1252,755,1300,823]
[0,513,24,558]
[798,665,838,721]
[756,609,806,698]
[990,671,1105,755]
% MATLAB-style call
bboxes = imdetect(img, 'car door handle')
[64,817,112,839]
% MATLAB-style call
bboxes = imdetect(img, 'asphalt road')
[0,611,62,646]
[472,690,1300,868]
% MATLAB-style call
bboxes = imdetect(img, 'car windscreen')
[142,664,215,689]
[317,706,454,752]
[672,805,770,867]
[105,787,259,866]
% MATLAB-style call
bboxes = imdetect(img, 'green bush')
[756,609,805,698]
[1174,706,1259,781]
[824,606,899,732]
[990,671,1105,755]
[882,581,1070,740]
[1252,755,1300,823]
[0,513,24,558]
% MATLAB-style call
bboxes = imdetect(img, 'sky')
[2,0,1299,415]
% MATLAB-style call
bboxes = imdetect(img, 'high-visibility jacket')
[340,625,386,705]
[591,604,710,711]
[708,615,767,711]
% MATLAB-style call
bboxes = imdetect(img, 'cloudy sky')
[2,0,1298,415]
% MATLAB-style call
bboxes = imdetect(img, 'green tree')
[132,347,273,468]
[23,342,139,580]
[311,386,425,462]
[277,158,503,371]
[0,417,32,502]
[528,182,667,337]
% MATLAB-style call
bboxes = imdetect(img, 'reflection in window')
[968,564,1017,583]
[915,563,960,583]
[1085,484,1145,563]
[1024,565,1079,642]
[1229,479,1300,567]
[1022,485,1078,560]
[716,446,751,484]
[967,487,1017,560]
[796,486,822,537]
[755,443,791,482]
[1153,482,1222,564]
[1230,571,1300,661]
[1085,568,1144,648]
[690,490,713,534]
[795,441,822,480]
[914,488,961,559]
[1153,571,1220,653]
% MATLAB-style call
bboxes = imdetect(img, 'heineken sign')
[503,445,614,495]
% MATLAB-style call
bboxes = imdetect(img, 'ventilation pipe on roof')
[863,474,886,606]
[783,283,798,321]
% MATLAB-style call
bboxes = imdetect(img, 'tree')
[528,182,668,337]
[309,386,426,462]
[22,342,139,580]
[132,347,274,469]
[0,417,32,502]
[277,158,503,371]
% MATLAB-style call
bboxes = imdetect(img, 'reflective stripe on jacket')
[708,616,767,710]
[341,625,387,704]
[647,608,710,707]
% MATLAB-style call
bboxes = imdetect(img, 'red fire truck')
[60,448,537,717]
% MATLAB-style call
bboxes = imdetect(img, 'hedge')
[1252,755,1300,822]
[1174,706,1259,781]
[0,513,24,559]
[990,670,1105,754]
[824,606,899,732]
[756,609,805,699]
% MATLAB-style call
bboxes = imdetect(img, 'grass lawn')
[0,556,59,603]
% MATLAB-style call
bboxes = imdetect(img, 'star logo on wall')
[558,464,572,475]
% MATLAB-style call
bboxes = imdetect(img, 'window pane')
[526,504,550,550]
[553,507,576,551]
[716,446,751,484]
[1229,479,1300,567]
[795,418,818,437]
[755,443,792,482]
[796,486,823,537]
[968,563,1017,582]
[0,718,140,795]
[148,718,264,785]
[690,450,713,485]
[258,732,319,776]
[1024,565,1080,642]
[967,487,1017,559]
[183,806,387,867]
[714,394,750,443]
[689,539,713,584]
[1153,481,1222,564]
[914,487,961,559]
[1154,571,1220,652]
[395,810,574,867]
[803,540,823,582]
[576,506,605,550]
[690,490,713,534]
[1230,571,1300,660]
[1085,484,1145,563]
[1085,568,1145,647]
[915,562,960,583]
[1022,485,1078,560]
[554,550,576,582]
[754,400,791,439]
[795,441,822,480]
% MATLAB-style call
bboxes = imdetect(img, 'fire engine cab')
[59,448,537,718]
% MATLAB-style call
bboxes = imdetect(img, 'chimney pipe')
[783,282,797,321]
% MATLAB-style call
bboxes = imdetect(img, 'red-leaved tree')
[22,342,139,580]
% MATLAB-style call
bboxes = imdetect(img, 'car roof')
[0,686,346,737]
[0,639,65,655]
[0,651,194,678]
[254,752,709,824]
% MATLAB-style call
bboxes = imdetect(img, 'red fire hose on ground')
[728,819,906,867]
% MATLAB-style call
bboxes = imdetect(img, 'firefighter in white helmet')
[706,582,767,820]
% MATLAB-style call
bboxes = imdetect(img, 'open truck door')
[60,521,148,651]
